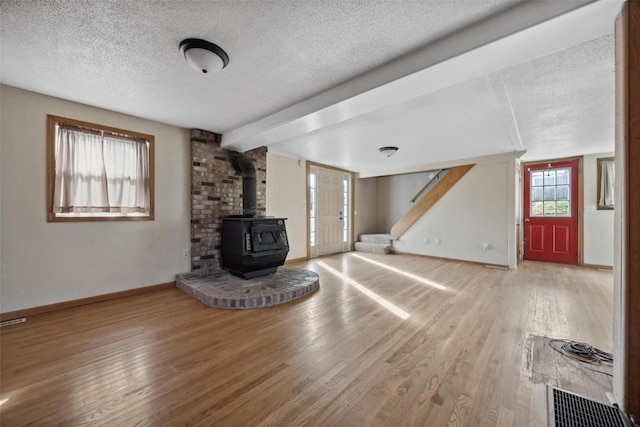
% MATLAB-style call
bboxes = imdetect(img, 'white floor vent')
[547,385,633,427]
[0,318,26,327]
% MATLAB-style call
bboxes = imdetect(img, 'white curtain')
[103,134,150,213]
[53,125,150,214]
[54,126,109,213]
[599,159,615,208]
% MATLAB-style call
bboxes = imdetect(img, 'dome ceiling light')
[179,38,229,74]
[379,146,399,157]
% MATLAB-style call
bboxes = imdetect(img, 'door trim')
[305,161,355,259]
[521,156,584,265]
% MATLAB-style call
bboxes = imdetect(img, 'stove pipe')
[229,152,256,217]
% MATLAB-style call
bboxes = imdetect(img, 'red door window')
[523,159,579,265]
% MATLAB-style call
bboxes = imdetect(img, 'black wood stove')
[220,152,289,279]
[221,216,289,279]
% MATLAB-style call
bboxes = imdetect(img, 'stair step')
[355,242,391,254]
[359,234,396,245]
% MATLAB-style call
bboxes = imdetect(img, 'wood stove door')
[317,168,346,256]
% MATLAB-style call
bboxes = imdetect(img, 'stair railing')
[410,169,444,203]
[391,164,474,238]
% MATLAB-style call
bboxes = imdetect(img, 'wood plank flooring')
[0,253,613,426]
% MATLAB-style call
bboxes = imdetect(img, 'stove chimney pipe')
[229,152,256,217]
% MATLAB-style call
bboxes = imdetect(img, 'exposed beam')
[222,0,621,153]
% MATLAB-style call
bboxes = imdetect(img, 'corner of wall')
[1,85,192,312]
[190,130,267,273]
[265,152,307,260]
[391,161,512,266]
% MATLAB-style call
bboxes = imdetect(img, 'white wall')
[0,85,191,313]
[392,160,516,267]
[376,171,436,232]
[354,177,378,238]
[583,152,615,266]
[265,152,307,260]
[514,159,523,263]
[507,158,519,269]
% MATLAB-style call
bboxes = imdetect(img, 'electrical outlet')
[183,249,189,258]
[424,237,430,244]
[434,238,441,245]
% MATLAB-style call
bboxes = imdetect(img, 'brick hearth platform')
[176,268,319,309]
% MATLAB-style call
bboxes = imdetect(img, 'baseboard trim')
[285,257,308,265]
[0,281,176,321]
[390,250,510,270]
[582,263,614,271]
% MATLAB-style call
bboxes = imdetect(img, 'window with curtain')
[47,115,154,221]
[597,157,615,210]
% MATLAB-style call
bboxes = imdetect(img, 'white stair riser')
[359,234,394,245]
[354,242,391,254]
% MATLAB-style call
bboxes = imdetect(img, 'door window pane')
[309,171,317,247]
[557,201,569,215]
[531,202,543,216]
[557,185,569,200]
[532,187,543,202]
[543,187,555,201]
[556,169,570,185]
[343,177,349,243]
[544,171,556,185]
[531,172,544,186]
[530,166,571,217]
[544,201,556,215]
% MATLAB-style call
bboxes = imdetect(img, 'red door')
[523,159,579,265]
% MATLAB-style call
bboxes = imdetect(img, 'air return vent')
[0,318,26,327]
[547,386,632,427]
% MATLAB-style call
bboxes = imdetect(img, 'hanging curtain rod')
[57,122,148,143]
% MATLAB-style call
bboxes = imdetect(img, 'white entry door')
[318,168,344,256]
[312,167,350,257]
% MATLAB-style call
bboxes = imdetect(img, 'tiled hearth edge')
[176,269,319,309]
[190,130,267,273]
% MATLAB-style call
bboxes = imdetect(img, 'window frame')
[308,167,317,248]
[596,156,615,211]
[529,167,572,217]
[47,115,155,222]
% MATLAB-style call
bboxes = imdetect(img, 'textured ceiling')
[267,34,615,175]
[498,34,615,161]
[0,0,622,176]
[0,0,512,131]
[268,75,517,174]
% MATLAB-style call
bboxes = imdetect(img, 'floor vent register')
[547,386,633,427]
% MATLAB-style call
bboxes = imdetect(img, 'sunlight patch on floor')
[317,261,410,320]
[351,253,450,292]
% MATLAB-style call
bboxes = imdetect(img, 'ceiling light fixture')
[379,146,399,157]
[179,38,229,74]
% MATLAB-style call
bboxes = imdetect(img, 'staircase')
[390,164,474,238]
[354,234,396,254]
[354,164,475,255]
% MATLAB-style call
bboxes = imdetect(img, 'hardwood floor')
[0,253,613,426]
